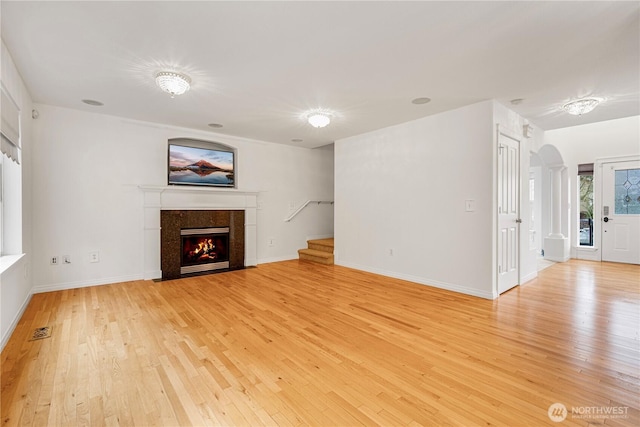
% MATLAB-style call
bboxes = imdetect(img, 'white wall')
[30,104,334,291]
[1,39,33,350]
[335,101,495,298]
[544,116,640,259]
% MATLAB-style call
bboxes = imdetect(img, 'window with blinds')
[0,85,20,164]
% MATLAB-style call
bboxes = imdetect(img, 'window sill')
[0,253,25,276]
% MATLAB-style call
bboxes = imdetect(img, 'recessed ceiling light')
[510,98,524,105]
[411,97,431,105]
[208,123,223,128]
[155,71,191,97]
[562,97,603,116]
[82,99,104,106]
[291,138,303,143]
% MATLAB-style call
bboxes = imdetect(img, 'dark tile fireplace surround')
[160,210,245,280]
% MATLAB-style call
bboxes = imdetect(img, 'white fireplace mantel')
[139,185,258,279]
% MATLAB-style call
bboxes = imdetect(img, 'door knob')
[604,216,610,222]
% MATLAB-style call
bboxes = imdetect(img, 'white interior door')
[497,130,520,294]
[602,160,640,264]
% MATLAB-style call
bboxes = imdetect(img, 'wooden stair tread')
[307,238,334,247]
[299,238,334,265]
[298,249,333,258]
[298,248,334,265]
[307,238,334,254]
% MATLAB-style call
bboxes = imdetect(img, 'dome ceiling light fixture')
[304,109,334,128]
[155,71,191,98]
[562,97,603,116]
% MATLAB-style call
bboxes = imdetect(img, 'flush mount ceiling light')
[155,71,191,97]
[562,97,603,116]
[304,109,333,128]
[308,113,331,128]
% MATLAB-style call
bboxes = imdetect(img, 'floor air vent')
[30,326,52,341]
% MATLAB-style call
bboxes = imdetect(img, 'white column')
[544,166,569,262]
[549,166,564,238]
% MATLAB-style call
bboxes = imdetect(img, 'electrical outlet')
[50,256,58,265]
[63,255,71,264]
[89,251,100,263]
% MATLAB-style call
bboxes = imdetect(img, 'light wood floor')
[2,260,639,426]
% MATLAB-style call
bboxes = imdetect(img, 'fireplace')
[160,209,245,280]
[140,186,257,280]
[180,227,230,274]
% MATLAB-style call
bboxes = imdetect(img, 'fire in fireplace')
[180,227,230,275]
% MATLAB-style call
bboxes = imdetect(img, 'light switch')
[465,199,476,212]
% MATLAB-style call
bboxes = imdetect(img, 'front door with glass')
[601,160,640,264]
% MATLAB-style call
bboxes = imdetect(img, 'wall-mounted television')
[168,139,235,187]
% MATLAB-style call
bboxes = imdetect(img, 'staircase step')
[307,238,334,254]
[298,249,334,265]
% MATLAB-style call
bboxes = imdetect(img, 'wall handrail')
[284,200,334,222]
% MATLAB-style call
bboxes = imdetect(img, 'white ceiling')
[2,1,638,149]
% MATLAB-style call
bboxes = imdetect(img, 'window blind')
[578,163,594,176]
[0,86,20,164]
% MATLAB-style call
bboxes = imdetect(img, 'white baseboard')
[335,260,495,300]
[257,254,298,264]
[144,270,162,280]
[1,292,33,352]
[574,248,600,261]
[32,274,144,294]
[544,255,571,262]
[521,270,538,284]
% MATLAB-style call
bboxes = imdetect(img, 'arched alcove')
[537,144,564,168]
